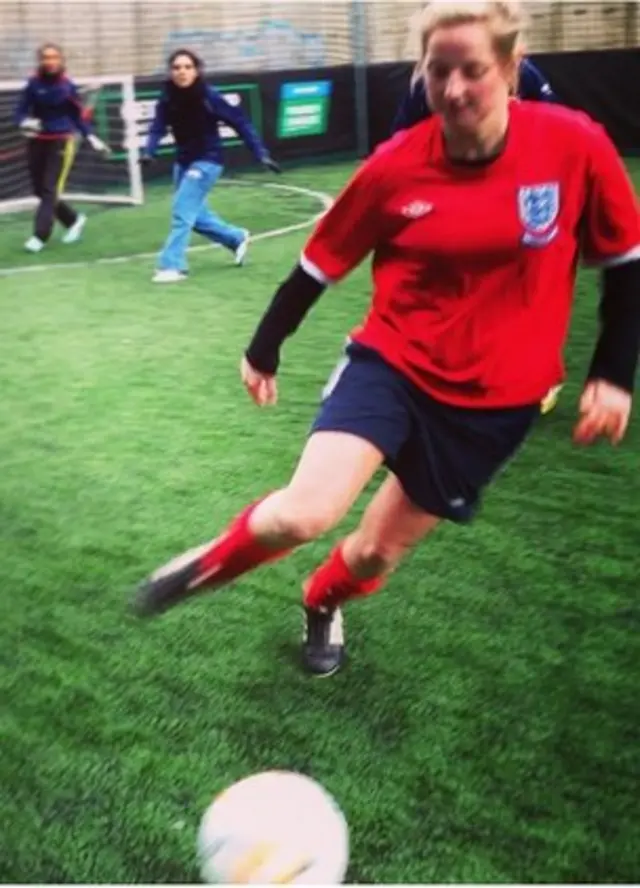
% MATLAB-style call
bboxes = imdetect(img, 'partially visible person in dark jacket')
[14,43,110,253]
[392,54,556,133]
[141,48,280,283]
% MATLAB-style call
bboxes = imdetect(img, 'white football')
[196,770,349,884]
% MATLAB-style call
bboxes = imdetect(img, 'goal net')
[0,74,143,215]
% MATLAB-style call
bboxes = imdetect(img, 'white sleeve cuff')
[300,252,333,285]
[590,244,640,268]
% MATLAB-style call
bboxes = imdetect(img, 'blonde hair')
[410,1,527,88]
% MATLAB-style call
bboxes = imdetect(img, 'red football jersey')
[301,101,640,408]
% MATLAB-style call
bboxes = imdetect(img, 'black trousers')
[27,138,78,241]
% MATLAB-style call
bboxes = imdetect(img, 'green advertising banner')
[277,80,333,139]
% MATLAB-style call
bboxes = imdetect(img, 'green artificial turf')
[1,162,639,884]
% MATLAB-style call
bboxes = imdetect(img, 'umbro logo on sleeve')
[401,200,434,218]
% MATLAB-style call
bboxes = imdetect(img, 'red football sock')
[194,497,292,589]
[304,544,385,610]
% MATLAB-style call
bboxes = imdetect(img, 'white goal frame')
[0,73,144,214]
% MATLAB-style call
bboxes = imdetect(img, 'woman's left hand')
[240,355,278,407]
[573,379,632,445]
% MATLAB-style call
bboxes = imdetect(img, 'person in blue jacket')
[392,55,556,134]
[14,43,110,253]
[141,49,280,283]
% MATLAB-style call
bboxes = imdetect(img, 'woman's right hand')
[240,355,278,407]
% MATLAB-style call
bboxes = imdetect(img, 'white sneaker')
[62,214,87,244]
[24,235,45,253]
[152,269,187,284]
[234,229,250,266]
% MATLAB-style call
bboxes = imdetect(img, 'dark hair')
[167,48,203,72]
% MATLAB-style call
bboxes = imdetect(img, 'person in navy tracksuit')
[391,56,557,133]
[141,48,280,283]
[13,43,110,253]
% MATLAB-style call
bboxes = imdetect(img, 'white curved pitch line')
[0,181,333,277]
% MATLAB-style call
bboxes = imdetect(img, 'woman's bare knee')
[342,475,440,577]
[269,489,340,543]
[343,532,413,577]
[249,432,384,547]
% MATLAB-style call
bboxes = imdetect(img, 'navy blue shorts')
[311,343,539,523]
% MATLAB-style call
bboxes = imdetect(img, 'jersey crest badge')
[518,182,560,246]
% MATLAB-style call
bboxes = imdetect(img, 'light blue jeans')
[157,160,246,272]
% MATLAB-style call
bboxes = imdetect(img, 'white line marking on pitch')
[0,181,333,277]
